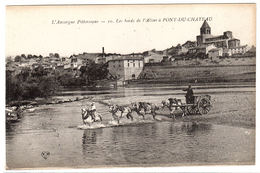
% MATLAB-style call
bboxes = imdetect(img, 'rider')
[183,85,194,104]
[90,102,96,120]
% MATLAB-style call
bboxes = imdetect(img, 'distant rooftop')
[108,55,144,62]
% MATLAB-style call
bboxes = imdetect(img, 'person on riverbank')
[183,85,194,104]
[15,106,23,119]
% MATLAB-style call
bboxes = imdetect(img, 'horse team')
[81,98,186,125]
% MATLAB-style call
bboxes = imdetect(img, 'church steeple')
[200,20,211,35]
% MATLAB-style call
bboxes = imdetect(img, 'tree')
[31,65,47,77]
[21,54,26,59]
[17,67,31,81]
[27,54,33,59]
[54,53,60,58]
[14,55,22,62]
[38,76,59,97]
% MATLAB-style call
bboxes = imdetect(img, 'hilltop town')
[6,20,256,92]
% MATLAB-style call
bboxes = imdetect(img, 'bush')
[6,69,59,103]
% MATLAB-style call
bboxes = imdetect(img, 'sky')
[5,4,256,57]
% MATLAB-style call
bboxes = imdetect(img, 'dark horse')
[108,104,134,124]
[131,102,160,120]
[161,98,184,120]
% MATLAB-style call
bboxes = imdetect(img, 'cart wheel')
[198,97,211,115]
[187,105,198,115]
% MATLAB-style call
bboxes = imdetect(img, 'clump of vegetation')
[6,66,59,103]
[6,61,109,104]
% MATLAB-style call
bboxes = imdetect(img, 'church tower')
[200,20,211,35]
[196,20,212,46]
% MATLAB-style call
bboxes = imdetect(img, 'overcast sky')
[6,4,256,57]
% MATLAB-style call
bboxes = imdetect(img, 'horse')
[138,102,151,114]
[133,102,160,120]
[81,108,102,125]
[130,102,146,120]
[108,104,133,124]
[161,98,184,120]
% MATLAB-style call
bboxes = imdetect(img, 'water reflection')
[82,129,103,157]
[181,122,212,136]
[82,130,98,145]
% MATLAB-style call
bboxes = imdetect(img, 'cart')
[170,95,212,116]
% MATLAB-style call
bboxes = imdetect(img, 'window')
[133,63,135,67]
[128,63,130,67]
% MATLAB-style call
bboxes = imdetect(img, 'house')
[188,44,216,55]
[108,56,144,81]
[182,41,196,49]
[208,48,223,60]
[70,56,83,69]
[144,51,164,63]
[229,45,248,55]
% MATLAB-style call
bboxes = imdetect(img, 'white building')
[108,56,144,81]
[229,45,248,55]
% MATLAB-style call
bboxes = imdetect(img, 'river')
[6,84,255,169]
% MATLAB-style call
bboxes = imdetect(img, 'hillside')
[137,57,256,85]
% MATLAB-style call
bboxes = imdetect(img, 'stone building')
[108,56,144,81]
[196,20,247,56]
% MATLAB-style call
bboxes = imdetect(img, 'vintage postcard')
[5,4,256,169]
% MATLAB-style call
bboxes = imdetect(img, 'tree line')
[6,61,109,104]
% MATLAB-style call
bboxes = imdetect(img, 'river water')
[6,84,255,169]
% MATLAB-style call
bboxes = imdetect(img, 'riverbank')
[6,96,93,123]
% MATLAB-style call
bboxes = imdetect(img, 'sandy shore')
[97,87,255,129]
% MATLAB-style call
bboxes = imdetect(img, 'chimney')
[102,47,105,57]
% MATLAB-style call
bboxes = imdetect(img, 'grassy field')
[137,64,255,84]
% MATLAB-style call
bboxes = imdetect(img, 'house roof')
[229,45,247,49]
[208,48,222,52]
[190,44,214,49]
[204,39,228,44]
[228,38,240,41]
[108,56,143,62]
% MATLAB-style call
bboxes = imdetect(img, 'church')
[194,20,247,56]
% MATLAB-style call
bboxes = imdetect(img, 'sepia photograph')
[5,4,256,169]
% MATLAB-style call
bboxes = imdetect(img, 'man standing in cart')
[183,85,194,104]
